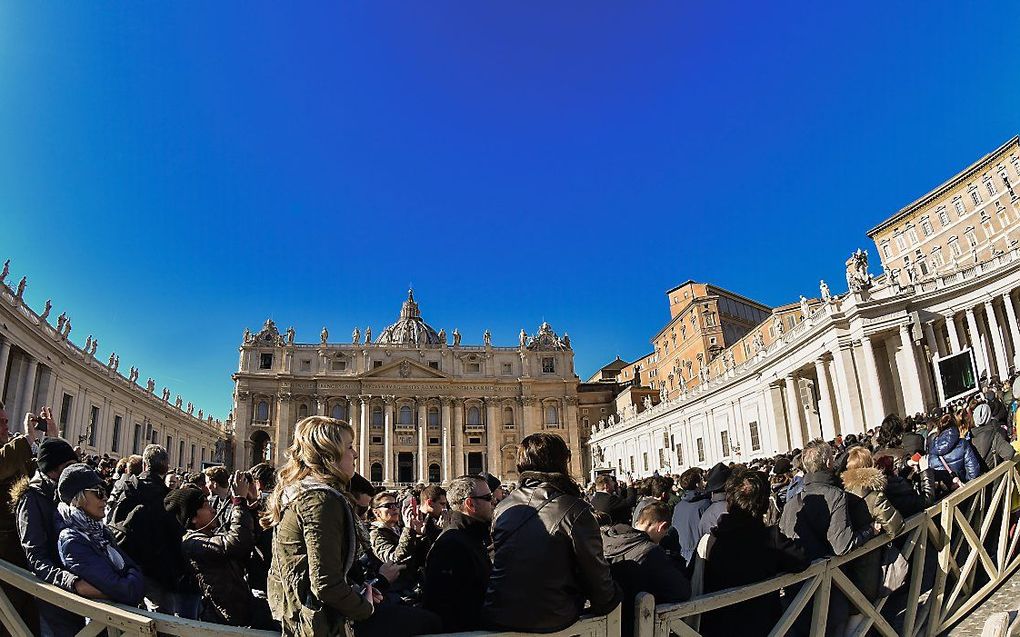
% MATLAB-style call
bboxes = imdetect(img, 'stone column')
[945,313,962,353]
[441,397,452,483]
[858,336,886,429]
[417,400,428,483]
[1002,292,1020,368]
[985,300,1010,379]
[563,397,581,477]
[16,357,38,425]
[274,393,293,467]
[358,397,370,477]
[965,307,989,376]
[485,397,500,478]
[0,339,11,400]
[383,397,394,484]
[898,324,925,415]
[453,399,465,476]
[922,322,943,360]
[813,359,837,441]
[520,396,534,437]
[784,375,804,449]
[829,345,860,435]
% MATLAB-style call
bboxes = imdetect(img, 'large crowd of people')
[0,375,1018,636]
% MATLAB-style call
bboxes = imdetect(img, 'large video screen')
[934,349,978,405]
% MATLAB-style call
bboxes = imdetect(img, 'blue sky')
[2,3,1020,418]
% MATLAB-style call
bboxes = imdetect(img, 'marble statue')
[187,402,194,415]
[85,336,93,353]
[519,329,527,348]
[0,259,8,285]
[108,353,116,367]
[197,409,203,420]
[753,330,765,353]
[642,396,652,410]
[773,314,784,336]
[484,330,492,346]
[243,328,251,343]
[15,277,26,301]
[800,295,810,319]
[40,299,51,322]
[286,327,295,345]
[352,327,360,344]
[56,313,66,332]
[320,326,328,344]
[162,387,170,401]
[175,395,182,409]
[593,444,605,465]
[63,320,71,338]
[90,340,99,355]
[438,328,446,345]
[365,326,372,343]
[147,378,155,392]
[453,329,461,346]
[563,333,571,349]
[113,355,119,371]
[660,385,668,401]
[845,248,873,292]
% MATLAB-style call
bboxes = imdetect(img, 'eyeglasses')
[469,493,494,502]
[84,487,108,500]
[375,502,400,510]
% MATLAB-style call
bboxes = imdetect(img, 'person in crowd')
[204,465,233,531]
[15,433,96,637]
[105,443,193,617]
[171,476,275,628]
[928,412,981,485]
[413,484,448,550]
[247,462,276,594]
[423,475,494,631]
[698,463,732,537]
[631,475,670,526]
[591,474,630,527]
[370,491,424,573]
[603,501,690,637]
[484,433,620,632]
[876,452,935,518]
[165,472,182,490]
[969,402,1017,471]
[670,467,710,566]
[56,463,145,606]
[873,414,911,471]
[480,472,507,505]
[900,418,926,456]
[700,469,809,637]
[265,416,381,636]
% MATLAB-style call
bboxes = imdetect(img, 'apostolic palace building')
[588,135,1020,480]
[230,290,581,485]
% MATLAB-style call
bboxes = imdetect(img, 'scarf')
[60,503,125,570]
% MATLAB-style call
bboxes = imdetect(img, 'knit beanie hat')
[37,438,78,475]
[56,463,104,504]
[972,403,992,427]
[164,486,207,528]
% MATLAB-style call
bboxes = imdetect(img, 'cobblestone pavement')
[947,567,1020,635]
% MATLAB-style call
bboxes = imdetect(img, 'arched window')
[503,406,514,426]
[256,400,269,422]
[467,406,482,425]
[545,405,559,425]
[370,463,383,483]
[428,463,441,483]
[372,406,383,426]
[332,403,347,421]
[298,403,309,419]
[428,407,440,427]
[399,406,413,425]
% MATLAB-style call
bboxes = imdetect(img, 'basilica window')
[332,403,348,421]
[920,216,934,237]
[428,361,439,370]
[373,361,383,369]
[259,353,273,370]
[332,359,347,371]
[255,400,269,422]
[542,357,555,373]
[398,406,413,425]
[300,359,311,372]
[371,406,383,427]
[428,407,440,427]
[502,362,513,375]
[467,362,481,373]
[298,403,308,419]
[954,197,966,216]
[937,206,951,226]
[503,406,514,428]
[545,405,559,426]
[467,406,482,426]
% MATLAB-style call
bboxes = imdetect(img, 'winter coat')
[14,471,86,636]
[603,524,690,637]
[483,471,620,633]
[670,490,710,565]
[779,471,873,561]
[56,506,144,605]
[591,491,630,525]
[422,511,492,632]
[698,494,727,537]
[0,436,33,565]
[883,469,935,518]
[700,511,809,637]
[969,423,1017,472]
[928,427,981,482]
[630,496,658,527]
[183,502,259,626]
[841,467,904,602]
[268,479,372,637]
[901,432,926,456]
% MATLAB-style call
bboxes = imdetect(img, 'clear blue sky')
[2,3,1019,418]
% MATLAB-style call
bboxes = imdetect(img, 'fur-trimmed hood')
[840,466,887,494]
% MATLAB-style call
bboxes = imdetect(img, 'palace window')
[696,437,705,463]
[920,216,934,237]
[501,362,513,375]
[981,214,994,238]
[255,400,269,422]
[949,236,963,257]
[332,359,347,371]
[542,357,555,373]
[970,188,982,206]
[931,246,944,268]
[881,242,892,260]
[986,178,998,196]
[954,197,966,215]
[544,405,559,426]
[895,233,907,251]
[259,353,273,370]
[997,202,1010,226]
[720,431,731,457]
[937,206,951,226]
[965,227,978,248]
[907,224,919,245]
[398,406,413,425]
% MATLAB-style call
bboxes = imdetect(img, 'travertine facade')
[231,290,581,485]
[0,262,225,468]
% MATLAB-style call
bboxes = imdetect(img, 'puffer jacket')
[779,471,873,561]
[183,502,260,626]
[969,424,1017,472]
[928,427,981,482]
[840,467,903,537]
[483,471,620,633]
[56,505,144,605]
[268,479,372,637]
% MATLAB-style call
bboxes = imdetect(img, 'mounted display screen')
[933,349,979,406]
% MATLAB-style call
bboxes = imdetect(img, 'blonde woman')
[265,417,380,636]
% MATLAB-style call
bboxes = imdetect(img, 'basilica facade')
[230,290,581,485]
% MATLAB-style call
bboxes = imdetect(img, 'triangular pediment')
[362,357,450,379]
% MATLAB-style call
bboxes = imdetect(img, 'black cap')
[164,486,207,528]
[37,438,77,475]
[56,463,103,504]
[480,472,501,494]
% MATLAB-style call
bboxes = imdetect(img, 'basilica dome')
[375,289,442,346]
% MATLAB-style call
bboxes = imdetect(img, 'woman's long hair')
[262,416,355,528]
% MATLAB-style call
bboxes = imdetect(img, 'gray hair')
[447,476,486,510]
[142,444,169,475]
[801,439,833,474]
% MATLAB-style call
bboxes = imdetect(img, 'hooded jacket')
[483,471,620,633]
[423,510,492,632]
[969,423,1016,472]
[928,426,981,482]
[670,490,710,565]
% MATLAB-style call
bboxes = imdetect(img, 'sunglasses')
[375,502,400,510]
[84,487,108,500]
[469,493,494,502]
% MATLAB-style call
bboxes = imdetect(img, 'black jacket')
[901,432,926,455]
[701,511,809,637]
[970,423,1017,472]
[106,471,186,589]
[483,471,620,633]
[883,469,935,518]
[423,511,492,632]
[779,471,872,561]
[602,524,690,637]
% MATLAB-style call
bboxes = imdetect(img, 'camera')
[33,416,48,433]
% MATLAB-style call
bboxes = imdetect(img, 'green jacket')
[268,479,373,637]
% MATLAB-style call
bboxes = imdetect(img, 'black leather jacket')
[483,471,620,633]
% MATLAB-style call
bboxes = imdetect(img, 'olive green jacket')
[268,479,373,637]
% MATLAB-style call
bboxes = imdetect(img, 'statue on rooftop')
[352,327,360,344]
[320,326,328,345]
[286,327,295,345]
[40,299,51,322]
[453,329,461,347]
[820,280,831,303]
[0,259,8,285]
[484,330,492,347]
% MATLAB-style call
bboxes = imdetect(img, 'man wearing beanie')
[15,437,104,636]
[970,401,1017,470]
